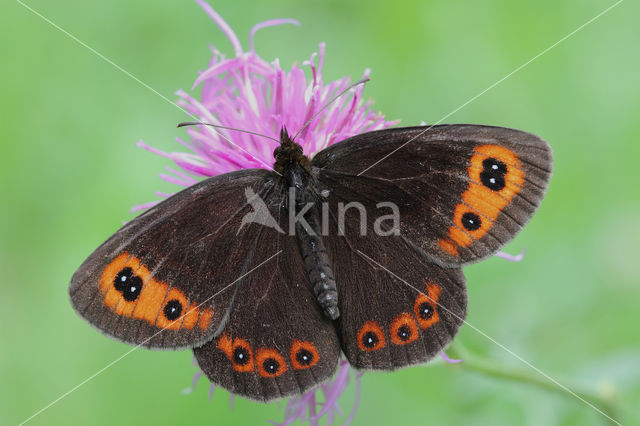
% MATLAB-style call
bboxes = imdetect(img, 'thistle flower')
[134,0,396,212]
[183,359,361,426]
[440,351,464,364]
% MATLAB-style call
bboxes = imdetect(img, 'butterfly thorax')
[273,127,311,176]
[273,127,340,320]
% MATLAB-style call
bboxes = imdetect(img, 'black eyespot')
[233,347,250,365]
[163,299,183,321]
[418,302,434,320]
[295,349,314,366]
[480,158,507,191]
[263,358,280,374]
[396,325,412,341]
[461,212,482,231]
[114,267,143,302]
[362,331,379,349]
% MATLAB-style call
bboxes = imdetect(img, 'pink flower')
[183,359,362,426]
[273,361,362,426]
[134,0,396,212]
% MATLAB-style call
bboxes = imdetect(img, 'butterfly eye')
[114,267,143,302]
[263,358,280,374]
[256,348,287,378]
[417,302,434,320]
[390,313,419,345]
[363,332,378,347]
[290,340,319,369]
[273,146,282,157]
[217,334,255,372]
[233,346,251,366]
[461,212,482,231]
[296,350,313,365]
[294,144,303,154]
[414,283,442,329]
[357,321,385,352]
[480,157,507,191]
[398,326,410,338]
[163,299,183,321]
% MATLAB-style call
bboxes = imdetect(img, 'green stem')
[445,343,621,425]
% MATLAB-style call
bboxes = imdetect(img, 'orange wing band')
[100,252,214,331]
[438,144,525,255]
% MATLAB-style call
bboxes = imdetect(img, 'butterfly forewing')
[69,169,280,349]
[313,124,552,266]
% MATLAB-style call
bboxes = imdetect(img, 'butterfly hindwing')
[321,201,467,370]
[194,195,341,402]
[69,169,280,349]
[313,124,552,266]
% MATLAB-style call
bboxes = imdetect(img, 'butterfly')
[70,124,552,401]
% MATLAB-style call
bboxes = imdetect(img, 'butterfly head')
[273,126,311,174]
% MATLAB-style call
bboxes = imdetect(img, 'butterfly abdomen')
[297,214,339,320]
[283,153,340,321]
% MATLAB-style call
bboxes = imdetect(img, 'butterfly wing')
[321,205,467,370]
[193,196,341,402]
[69,169,281,349]
[312,124,552,266]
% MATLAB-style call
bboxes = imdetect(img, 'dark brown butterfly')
[70,124,552,401]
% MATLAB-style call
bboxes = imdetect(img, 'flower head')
[135,0,396,211]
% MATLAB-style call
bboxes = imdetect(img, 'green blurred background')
[2,0,639,424]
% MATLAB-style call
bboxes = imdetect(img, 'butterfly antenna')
[292,76,370,141]
[177,121,280,143]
